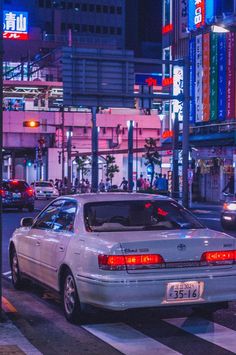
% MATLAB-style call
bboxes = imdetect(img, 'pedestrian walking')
[120,177,128,191]
[105,178,111,191]
[222,175,234,195]
[85,179,90,193]
[98,179,105,192]
[136,174,144,191]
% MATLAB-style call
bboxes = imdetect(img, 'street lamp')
[66,128,73,191]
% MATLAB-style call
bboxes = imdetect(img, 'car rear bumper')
[76,273,236,310]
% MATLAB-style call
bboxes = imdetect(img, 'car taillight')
[201,250,236,265]
[26,188,34,196]
[0,189,6,198]
[98,254,165,270]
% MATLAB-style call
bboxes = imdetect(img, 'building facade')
[162,0,236,202]
[2,0,163,186]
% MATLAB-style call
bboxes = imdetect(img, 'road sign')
[62,47,135,108]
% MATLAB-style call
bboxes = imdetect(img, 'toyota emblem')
[177,243,186,251]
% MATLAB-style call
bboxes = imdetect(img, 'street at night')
[1,0,236,354]
[1,201,236,354]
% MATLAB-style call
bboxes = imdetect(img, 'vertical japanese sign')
[202,33,210,122]
[218,34,226,121]
[210,33,218,121]
[172,66,183,121]
[195,34,203,123]
[188,0,205,31]
[3,11,28,40]
[179,0,188,39]
[205,0,214,24]
[189,38,195,123]
[226,32,235,119]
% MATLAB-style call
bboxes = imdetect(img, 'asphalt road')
[2,199,236,355]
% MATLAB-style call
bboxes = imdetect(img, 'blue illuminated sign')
[3,11,28,40]
[188,0,215,31]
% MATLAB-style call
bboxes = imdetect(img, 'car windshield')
[2,181,28,192]
[35,182,53,187]
[84,200,204,232]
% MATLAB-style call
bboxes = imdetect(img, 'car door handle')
[36,241,40,246]
[59,246,65,252]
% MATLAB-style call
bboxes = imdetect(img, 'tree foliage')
[75,155,90,179]
[143,138,161,187]
[104,155,119,183]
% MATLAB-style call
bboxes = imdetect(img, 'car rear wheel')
[63,270,82,323]
[11,248,24,289]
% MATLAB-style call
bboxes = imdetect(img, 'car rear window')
[84,200,204,232]
[3,181,29,192]
[35,182,53,187]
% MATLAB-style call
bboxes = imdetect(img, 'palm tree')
[75,155,90,181]
[143,138,161,187]
[104,155,119,185]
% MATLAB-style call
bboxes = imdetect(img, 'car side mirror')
[20,217,34,227]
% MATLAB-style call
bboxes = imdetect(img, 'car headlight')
[223,202,236,211]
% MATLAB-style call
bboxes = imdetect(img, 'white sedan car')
[9,193,236,323]
[31,181,59,199]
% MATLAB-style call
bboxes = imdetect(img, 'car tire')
[62,269,82,324]
[28,204,34,212]
[221,218,234,231]
[11,247,24,290]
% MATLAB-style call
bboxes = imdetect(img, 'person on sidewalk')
[222,175,234,195]
[120,177,128,191]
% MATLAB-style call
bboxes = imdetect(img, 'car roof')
[60,193,173,204]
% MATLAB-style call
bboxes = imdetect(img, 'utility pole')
[127,120,134,191]
[67,127,72,192]
[91,107,98,192]
[60,106,65,183]
[172,112,179,199]
[0,2,4,315]
[182,56,190,208]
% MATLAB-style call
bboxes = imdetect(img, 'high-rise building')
[162,0,236,202]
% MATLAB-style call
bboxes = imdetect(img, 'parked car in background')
[31,181,59,199]
[1,179,35,212]
[221,199,236,230]
[9,193,236,324]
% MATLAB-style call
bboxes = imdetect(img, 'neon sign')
[188,0,214,31]
[3,11,28,40]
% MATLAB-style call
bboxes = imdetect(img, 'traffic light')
[23,120,40,128]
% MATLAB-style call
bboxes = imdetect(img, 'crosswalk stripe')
[198,217,220,221]
[165,316,236,353]
[82,323,181,355]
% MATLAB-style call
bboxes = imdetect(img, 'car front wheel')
[63,270,82,323]
[11,248,24,289]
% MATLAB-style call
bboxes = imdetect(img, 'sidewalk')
[0,300,41,355]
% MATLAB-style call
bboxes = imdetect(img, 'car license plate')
[166,281,203,302]
[13,192,21,199]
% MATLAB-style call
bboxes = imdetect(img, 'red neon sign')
[194,0,205,28]
[145,77,157,87]
[3,32,28,40]
[162,77,173,87]
[162,130,173,139]
[162,24,173,34]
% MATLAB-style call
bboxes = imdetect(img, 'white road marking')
[165,317,236,353]
[198,217,220,221]
[82,323,181,355]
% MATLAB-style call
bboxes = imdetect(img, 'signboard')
[135,73,161,86]
[188,0,214,31]
[195,35,203,122]
[179,0,188,38]
[3,11,28,40]
[218,34,226,121]
[226,32,235,119]
[62,48,135,108]
[210,33,218,121]
[189,38,195,124]
[172,66,183,122]
[202,33,210,122]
